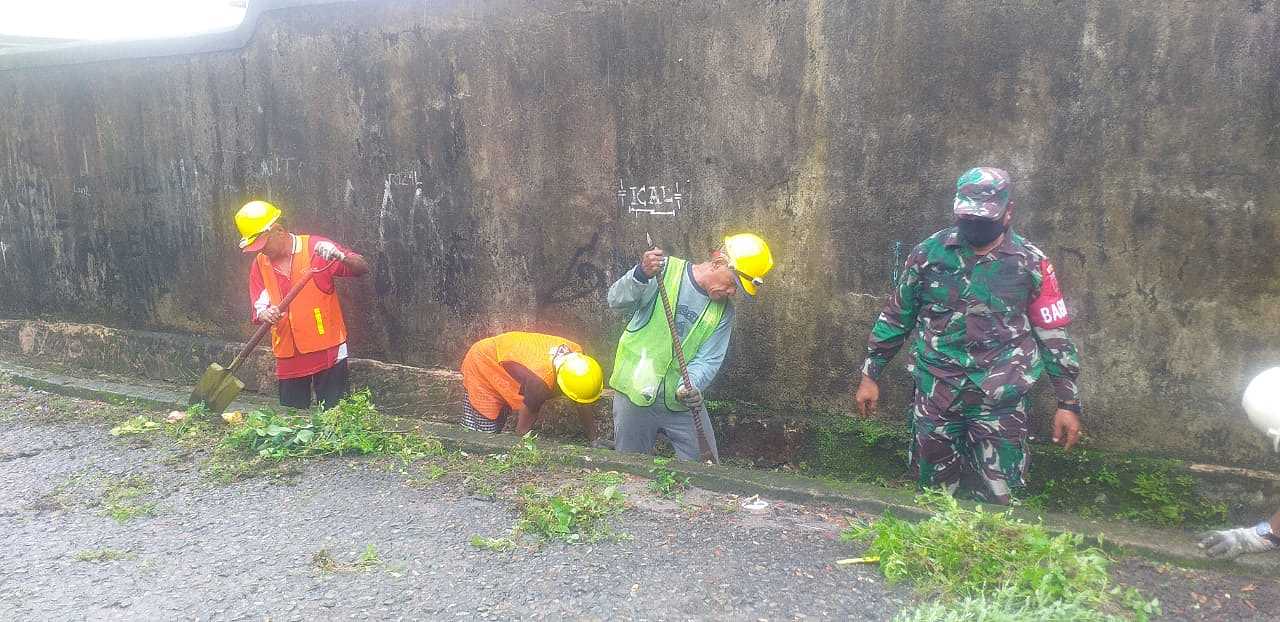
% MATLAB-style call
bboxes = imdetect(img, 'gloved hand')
[314,240,346,262]
[675,384,703,409]
[1197,523,1278,559]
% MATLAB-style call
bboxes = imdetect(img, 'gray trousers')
[613,396,719,461]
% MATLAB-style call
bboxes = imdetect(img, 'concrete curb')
[3,358,1279,575]
[0,359,275,413]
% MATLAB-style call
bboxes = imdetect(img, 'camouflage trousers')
[908,373,1029,505]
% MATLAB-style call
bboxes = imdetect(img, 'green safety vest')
[609,256,726,411]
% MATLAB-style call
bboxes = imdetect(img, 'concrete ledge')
[4,357,1278,575]
[0,359,275,414]
[0,319,464,422]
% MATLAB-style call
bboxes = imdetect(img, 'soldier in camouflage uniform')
[854,167,1082,505]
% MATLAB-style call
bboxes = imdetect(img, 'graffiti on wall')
[537,231,611,307]
[617,179,689,216]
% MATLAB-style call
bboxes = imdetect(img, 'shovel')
[189,270,317,414]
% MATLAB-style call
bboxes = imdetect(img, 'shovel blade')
[190,363,244,414]
[206,374,245,415]
[190,363,229,406]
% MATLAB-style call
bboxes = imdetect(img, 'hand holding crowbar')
[647,233,719,464]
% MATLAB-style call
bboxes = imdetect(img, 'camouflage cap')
[953,167,1011,220]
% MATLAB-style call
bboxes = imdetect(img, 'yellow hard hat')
[556,352,604,404]
[235,200,282,252]
[723,233,774,296]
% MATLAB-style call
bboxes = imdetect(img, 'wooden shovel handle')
[226,270,318,374]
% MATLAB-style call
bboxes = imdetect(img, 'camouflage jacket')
[860,228,1080,405]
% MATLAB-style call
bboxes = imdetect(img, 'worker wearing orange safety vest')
[460,331,605,441]
[235,200,370,409]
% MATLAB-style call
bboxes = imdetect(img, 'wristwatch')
[1057,401,1082,415]
[1254,521,1280,546]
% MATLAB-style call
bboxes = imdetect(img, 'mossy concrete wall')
[0,1,1278,469]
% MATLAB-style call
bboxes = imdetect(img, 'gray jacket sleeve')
[607,265,659,311]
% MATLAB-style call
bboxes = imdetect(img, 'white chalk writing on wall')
[259,155,303,179]
[386,170,420,188]
[617,179,689,216]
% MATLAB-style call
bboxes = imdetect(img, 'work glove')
[314,240,346,262]
[1197,522,1278,559]
[675,384,703,409]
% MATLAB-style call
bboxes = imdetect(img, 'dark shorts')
[461,391,510,433]
[278,359,350,410]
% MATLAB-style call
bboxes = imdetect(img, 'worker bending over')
[460,331,604,440]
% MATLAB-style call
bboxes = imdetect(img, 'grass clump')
[471,470,629,549]
[845,489,1158,621]
[459,434,553,497]
[312,545,383,572]
[109,416,163,436]
[893,587,1129,622]
[648,457,689,499]
[220,390,444,462]
[99,475,157,523]
[805,414,911,486]
[516,479,627,543]
[583,470,625,488]
[469,535,519,552]
[1023,448,1227,528]
[74,549,135,563]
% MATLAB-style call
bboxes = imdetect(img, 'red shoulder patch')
[1029,259,1070,329]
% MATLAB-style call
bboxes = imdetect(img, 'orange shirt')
[460,332,583,421]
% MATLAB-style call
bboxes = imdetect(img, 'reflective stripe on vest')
[607,256,725,411]
[255,235,348,358]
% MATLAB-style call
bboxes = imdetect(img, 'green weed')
[648,457,689,499]
[1024,448,1227,528]
[205,448,304,484]
[459,434,553,497]
[516,481,627,543]
[109,416,163,436]
[471,470,630,550]
[806,414,911,484]
[893,587,1127,622]
[220,390,444,462]
[100,475,157,523]
[469,535,518,552]
[74,549,136,563]
[311,545,383,573]
[1115,471,1226,527]
[583,470,626,488]
[354,544,382,569]
[416,463,449,483]
[845,489,1158,620]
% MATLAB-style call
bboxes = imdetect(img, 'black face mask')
[956,218,1006,247]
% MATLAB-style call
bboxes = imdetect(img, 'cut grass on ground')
[74,549,136,563]
[311,545,383,573]
[100,475,157,523]
[845,489,1161,621]
[470,469,629,549]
